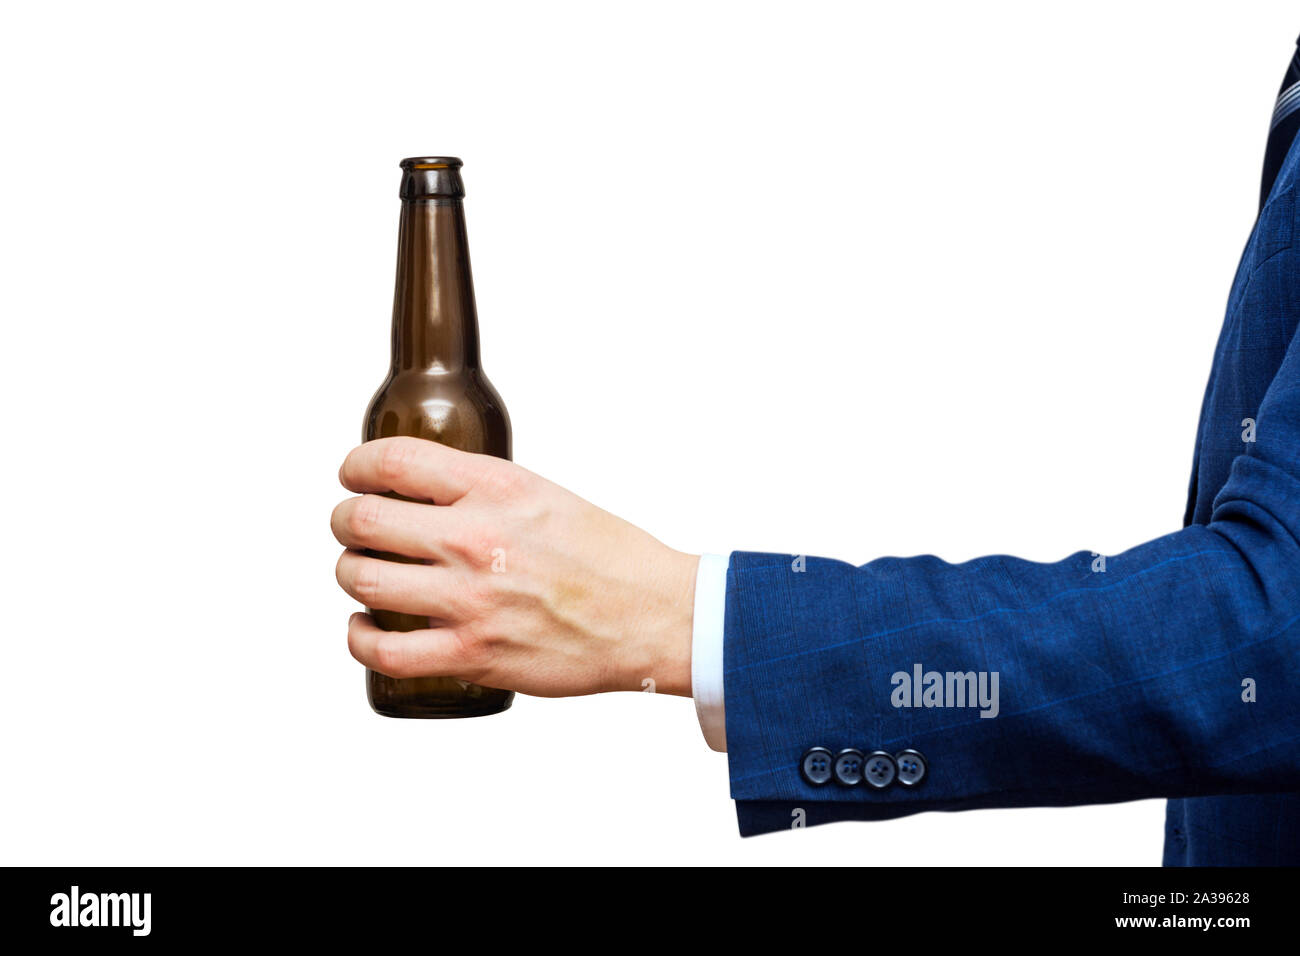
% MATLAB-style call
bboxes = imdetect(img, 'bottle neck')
[390,186,480,374]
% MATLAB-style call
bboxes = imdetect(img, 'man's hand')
[331,437,699,697]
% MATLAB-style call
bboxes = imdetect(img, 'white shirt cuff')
[691,552,730,752]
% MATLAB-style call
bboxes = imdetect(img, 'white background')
[1,1,1294,865]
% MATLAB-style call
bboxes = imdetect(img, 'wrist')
[629,549,698,697]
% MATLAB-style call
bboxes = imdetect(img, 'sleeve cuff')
[691,551,730,752]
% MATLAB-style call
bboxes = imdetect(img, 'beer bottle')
[362,156,514,718]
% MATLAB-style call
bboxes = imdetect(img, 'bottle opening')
[400,156,463,170]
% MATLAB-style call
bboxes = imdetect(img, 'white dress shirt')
[691,552,731,752]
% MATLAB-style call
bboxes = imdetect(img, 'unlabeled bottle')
[362,156,513,718]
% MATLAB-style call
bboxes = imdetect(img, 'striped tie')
[1261,35,1300,209]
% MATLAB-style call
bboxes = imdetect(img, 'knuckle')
[443,523,488,562]
[449,628,489,679]
[351,559,381,599]
[451,576,493,617]
[349,495,384,539]
[486,463,530,498]
[378,438,418,484]
[373,634,410,677]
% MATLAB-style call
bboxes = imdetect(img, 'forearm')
[723,515,1300,833]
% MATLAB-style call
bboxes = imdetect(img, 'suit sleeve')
[724,251,1300,837]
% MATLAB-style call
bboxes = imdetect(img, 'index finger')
[339,436,487,503]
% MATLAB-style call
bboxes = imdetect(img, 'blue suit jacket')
[723,137,1300,864]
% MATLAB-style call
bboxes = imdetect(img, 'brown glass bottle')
[362,157,514,718]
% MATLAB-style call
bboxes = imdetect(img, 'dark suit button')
[863,750,897,789]
[800,747,834,786]
[895,749,927,787]
[832,748,865,786]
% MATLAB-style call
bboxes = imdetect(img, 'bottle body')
[363,157,515,719]
[363,370,514,718]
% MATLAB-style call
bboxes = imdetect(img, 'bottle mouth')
[399,157,466,200]
[400,156,463,170]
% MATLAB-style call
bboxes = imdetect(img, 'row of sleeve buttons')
[800,747,927,789]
